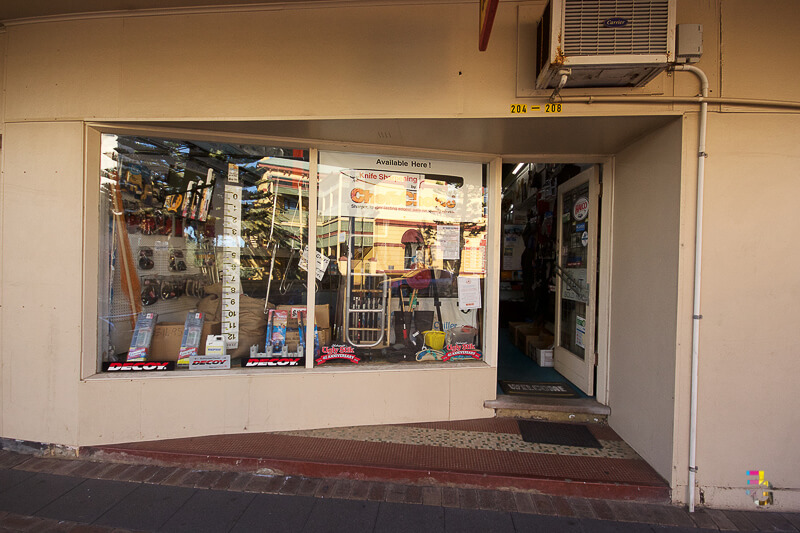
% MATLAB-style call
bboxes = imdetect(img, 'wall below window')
[78,365,495,445]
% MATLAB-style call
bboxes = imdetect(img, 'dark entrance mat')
[499,380,579,398]
[517,420,602,449]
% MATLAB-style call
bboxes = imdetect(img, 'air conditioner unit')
[535,0,676,89]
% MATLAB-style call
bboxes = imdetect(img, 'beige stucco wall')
[0,28,6,134]
[1,121,84,445]
[607,119,683,483]
[1,0,800,511]
[668,1,800,510]
[689,112,800,510]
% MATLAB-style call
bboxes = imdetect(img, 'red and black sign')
[442,343,482,362]
[315,345,360,365]
[103,361,174,372]
[241,357,304,368]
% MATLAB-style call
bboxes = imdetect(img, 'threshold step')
[485,395,610,424]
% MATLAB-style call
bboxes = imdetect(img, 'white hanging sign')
[222,184,242,350]
[318,152,483,223]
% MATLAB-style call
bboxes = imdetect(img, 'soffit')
[132,115,678,157]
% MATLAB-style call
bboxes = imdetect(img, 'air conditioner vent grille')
[563,0,670,56]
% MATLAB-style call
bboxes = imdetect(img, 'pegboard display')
[107,230,217,356]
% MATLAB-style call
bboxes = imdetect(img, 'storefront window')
[98,134,309,372]
[314,152,487,365]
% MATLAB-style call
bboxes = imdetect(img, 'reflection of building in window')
[401,229,425,269]
[404,243,421,268]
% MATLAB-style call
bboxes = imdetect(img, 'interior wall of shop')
[607,120,682,483]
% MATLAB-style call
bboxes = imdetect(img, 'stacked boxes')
[509,321,555,367]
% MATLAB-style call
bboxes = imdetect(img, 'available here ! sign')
[318,152,483,223]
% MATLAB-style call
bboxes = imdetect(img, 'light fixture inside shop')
[512,163,524,175]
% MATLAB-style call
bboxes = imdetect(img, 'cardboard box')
[525,334,554,361]
[284,328,331,352]
[535,348,554,367]
[151,321,221,361]
[507,321,527,341]
[515,324,541,349]
[276,304,330,329]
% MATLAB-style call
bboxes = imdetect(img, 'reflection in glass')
[98,135,308,370]
[315,152,487,366]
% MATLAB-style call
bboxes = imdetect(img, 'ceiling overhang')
[126,115,679,158]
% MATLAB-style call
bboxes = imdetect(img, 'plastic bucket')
[423,330,446,350]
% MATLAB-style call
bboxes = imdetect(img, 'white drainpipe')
[672,64,709,513]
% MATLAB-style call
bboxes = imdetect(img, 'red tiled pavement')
[84,418,670,502]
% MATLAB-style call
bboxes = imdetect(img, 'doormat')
[499,380,579,398]
[517,420,602,449]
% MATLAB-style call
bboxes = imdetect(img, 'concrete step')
[485,395,610,424]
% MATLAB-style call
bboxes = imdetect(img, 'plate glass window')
[97,134,308,371]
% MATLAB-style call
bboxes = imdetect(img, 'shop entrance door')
[554,167,599,396]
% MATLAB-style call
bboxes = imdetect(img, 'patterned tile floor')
[277,424,639,459]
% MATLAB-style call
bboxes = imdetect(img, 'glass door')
[554,166,599,395]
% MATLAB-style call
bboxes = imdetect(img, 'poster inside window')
[314,152,487,365]
[98,135,309,371]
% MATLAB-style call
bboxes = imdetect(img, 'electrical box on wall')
[535,0,676,89]
[676,24,703,63]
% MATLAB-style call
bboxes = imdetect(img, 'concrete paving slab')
[374,501,444,533]
[93,483,196,531]
[511,512,584,532]
[0,469,35,493]
[158,488,256,533]
[302,498,380,533]
[36,478,139,524]
[443,507,514,533]
[230,493,315,533]
[0,473,84,516]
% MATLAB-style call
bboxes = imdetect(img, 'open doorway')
[497,162,601,401]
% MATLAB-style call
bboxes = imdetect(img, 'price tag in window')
[227,163,239,183]
[222,185,242,349]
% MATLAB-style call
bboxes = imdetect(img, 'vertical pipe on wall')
[672,64,709,513]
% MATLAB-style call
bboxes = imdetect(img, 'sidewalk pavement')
[1,449,799,533]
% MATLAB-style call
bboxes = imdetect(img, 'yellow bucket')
[423,330,446,350]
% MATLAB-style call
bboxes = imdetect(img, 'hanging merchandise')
[141,278,160,306]
[126,312,158,361]
[168,249,187,272]
[265,309,288,355]
[176,312,205,367]
[159,279,184,301]
[121,163,156,206]
[181,181,195,219]
[138,247,154,270]
[195,169,216,221]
